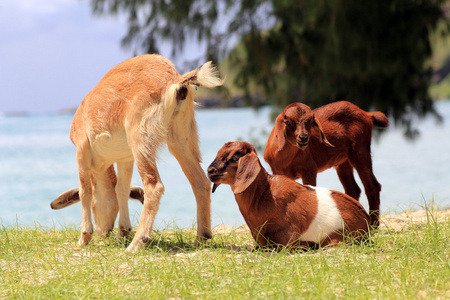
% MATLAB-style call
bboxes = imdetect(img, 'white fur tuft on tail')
[196,61,225,88]
[179,61,225,88]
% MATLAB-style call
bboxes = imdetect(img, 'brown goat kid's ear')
[50,187,80,209]
[234,153,262,194]
[313,114,334,147]
[273,116,287,152]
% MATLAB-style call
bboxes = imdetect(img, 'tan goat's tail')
[163,61,224,114]
[180,61,225,88]
[369,111,389,129]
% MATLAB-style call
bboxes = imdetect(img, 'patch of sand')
[212,209,450,235]
[379,208,450,231]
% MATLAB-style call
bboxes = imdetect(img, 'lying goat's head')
[274,103,333,151]
[207,141,257,193]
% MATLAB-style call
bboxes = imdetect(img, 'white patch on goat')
[92,130,133,162]
[300,186,344,243]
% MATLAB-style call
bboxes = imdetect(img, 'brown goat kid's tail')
[179,61,225,88]
[369,111,389,129]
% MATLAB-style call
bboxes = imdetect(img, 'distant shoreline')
[2,98,449,117]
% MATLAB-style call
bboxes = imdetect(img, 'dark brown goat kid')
[208,141,371,250]
[263,101,389,227]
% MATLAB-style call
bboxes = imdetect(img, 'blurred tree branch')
[90,0,450,138]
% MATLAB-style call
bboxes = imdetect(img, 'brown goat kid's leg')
[336,161,362,200]
[300,170,318,186]
[350,156,381,228]
[319,232,344,248]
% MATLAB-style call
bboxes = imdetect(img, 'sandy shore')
[379,208,450,231]
[211,208,450,235]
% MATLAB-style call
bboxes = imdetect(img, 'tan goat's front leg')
[126,155,164,253]
[116,161,134,237]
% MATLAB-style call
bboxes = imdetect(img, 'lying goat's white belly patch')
[300,186,344,243]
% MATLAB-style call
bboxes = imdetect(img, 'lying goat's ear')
[51,185,145,209]
[50,188,80,209]
[313,114,334,147]
[234,153,261,194]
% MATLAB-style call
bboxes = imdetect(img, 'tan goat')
[53,54,224,252]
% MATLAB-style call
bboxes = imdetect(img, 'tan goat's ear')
[273,115,287,152]
[129,185,144,204]
[234,153,262,194]
[313,114,334,147]
[50,188,80,209]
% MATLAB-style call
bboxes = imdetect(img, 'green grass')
[1,209,449,299]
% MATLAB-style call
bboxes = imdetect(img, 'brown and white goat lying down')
[264,101,389,227]
[208,141,371,250]
[52,54,224,252]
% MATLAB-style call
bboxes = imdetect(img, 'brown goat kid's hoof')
[194,235,212,248]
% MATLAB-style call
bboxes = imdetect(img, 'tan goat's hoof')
[118,227,132,238]
[78,232,92,247]
[125,242,144,253]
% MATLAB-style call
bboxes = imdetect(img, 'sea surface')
[1,102,449,230]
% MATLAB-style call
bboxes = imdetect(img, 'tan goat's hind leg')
[126,158,164,253]
[168,142,212,246]
[77,152,94,246]
[116,161,134,237]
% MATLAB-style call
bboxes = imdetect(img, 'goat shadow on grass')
[99,229,376,256]
[100,229,255,254]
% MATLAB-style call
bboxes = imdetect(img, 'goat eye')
[284,121,291,127]
[231,156,239,162]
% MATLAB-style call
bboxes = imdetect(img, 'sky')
[0,0,188,114]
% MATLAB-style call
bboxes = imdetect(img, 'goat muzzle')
[296,135,309,149]
[207,166,222,193]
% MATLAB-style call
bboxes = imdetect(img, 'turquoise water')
[1,103,449,230]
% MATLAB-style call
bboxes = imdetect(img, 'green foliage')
[90,0,450,138]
